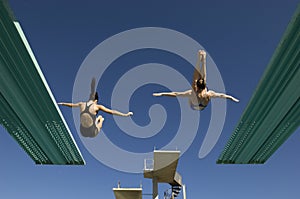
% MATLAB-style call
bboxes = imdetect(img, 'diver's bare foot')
[97,115,104,123]
[199,50,206,60]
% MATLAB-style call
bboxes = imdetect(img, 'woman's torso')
[80,101,97,128]
[189,89,210,110]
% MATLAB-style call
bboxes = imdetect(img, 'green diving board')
[0,1,85,165]
[217,4,300,164]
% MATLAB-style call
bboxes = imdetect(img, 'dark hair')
[94,92,99,101]
[89,92,98,101]
[196,78,206,90]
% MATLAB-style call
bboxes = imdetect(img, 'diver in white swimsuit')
[153,50,239,110]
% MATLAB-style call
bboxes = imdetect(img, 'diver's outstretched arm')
[207,90,239,102]
[58,102,82,107]
[97,105,133,117]
[153,90,192,97]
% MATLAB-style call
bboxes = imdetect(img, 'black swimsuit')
[190,102,207,110]
[80,102,98,137]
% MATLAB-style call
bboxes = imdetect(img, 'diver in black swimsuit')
[58,78,133,137]
[153,50,239,110]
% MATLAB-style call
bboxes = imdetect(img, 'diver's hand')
[126,112,133,116]
[231,97,239,102]
[153,93,162,97]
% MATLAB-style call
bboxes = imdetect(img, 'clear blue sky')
[1,0,299,198]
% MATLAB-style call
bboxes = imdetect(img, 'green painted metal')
[0,1,85,165]
[217,4,300,164]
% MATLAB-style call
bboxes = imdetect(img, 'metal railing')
[144,158,154,171]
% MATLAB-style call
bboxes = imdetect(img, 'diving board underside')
[217,4,300,164]
[0,1,84,165]
[144,150,182,186]
[113,188,142,199]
